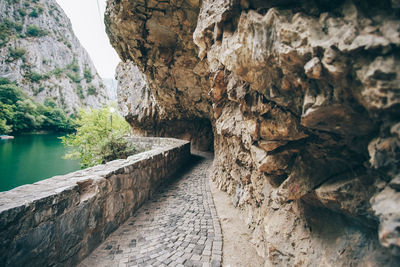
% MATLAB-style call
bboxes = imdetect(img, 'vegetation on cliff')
[61,106,137,168]
[0,0,109,115]
[0,78,75,134]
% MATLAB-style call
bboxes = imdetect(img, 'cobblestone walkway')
[79,155,222,267]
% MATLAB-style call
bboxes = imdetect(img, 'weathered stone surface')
[312,172,376,224]
[371,185,400,256]
[259,109,307,141]
[116,60,214,151]
[105,0,400,265]
[0,137,190,266]
[194,0,400,264]
[105,0,213,150]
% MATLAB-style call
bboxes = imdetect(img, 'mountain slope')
[0,0,109,114]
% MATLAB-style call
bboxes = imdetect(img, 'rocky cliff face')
[106,0,400,265]
[0,0,109,113]
[103,78,118,101]
[105,0,214,150]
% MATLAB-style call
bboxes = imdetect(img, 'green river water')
[0,133,80,192]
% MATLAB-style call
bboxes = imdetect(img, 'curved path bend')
[79,154,222,267]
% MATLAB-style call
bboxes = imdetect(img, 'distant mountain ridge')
[0,0,109,114]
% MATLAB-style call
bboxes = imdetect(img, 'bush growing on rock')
[26,25,47,37]
[84,68,93,82]
[17,8,27,17]
[8,47,26,61]
[25,71,48,83]
[0,19,19,46]
[87,85,97,96]
[67,72,81,83]
[29,8,38,18]
[76,85,84,99]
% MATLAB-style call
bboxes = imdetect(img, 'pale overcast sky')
[56,0,120,79]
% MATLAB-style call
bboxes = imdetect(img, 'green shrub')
[29,9,38,18]
[76,85,84,99]
[21,63,30,71]
[63,40,72,48]
[61,106,134,168]
[0,19,14,46]
[26,25,47,37]
[44,97,57,108]
[72,64,79,72]
[27,72,42,82]
[52,67,63,76]
[26,71,48,83]
[101,134,138,163]
[37,5,44,14]
[67,72,81,83]
[18,8,27,17]
[87,85,97,96]
[0,77,11,85]
[1,19,14,28]
[13,23,23,32]
[8,47,26,61]
[68,62,80,73]
[84,68,93,82]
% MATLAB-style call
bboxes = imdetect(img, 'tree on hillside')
[61,106,137,168]
[0,79,75,134]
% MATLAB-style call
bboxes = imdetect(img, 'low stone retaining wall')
[0,137,190,267]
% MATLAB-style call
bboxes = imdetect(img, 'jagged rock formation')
[106,0,400,265]
[0,0,109,113]
[105,0,214,150]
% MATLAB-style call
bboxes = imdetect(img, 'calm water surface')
[0,134,80,192]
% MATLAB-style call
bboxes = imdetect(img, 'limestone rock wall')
[116,60,214,150]
[105,0,214,150]
[0,0,109,113]
[195,1,400,264]
[0,137,190,266]
[106,0,400,265]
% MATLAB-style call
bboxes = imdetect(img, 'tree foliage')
[61,106,136,168]
[0,79,75,134]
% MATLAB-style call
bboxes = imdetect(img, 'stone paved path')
[79,154,222,267]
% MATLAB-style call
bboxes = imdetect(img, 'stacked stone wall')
[0,137,190,266]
